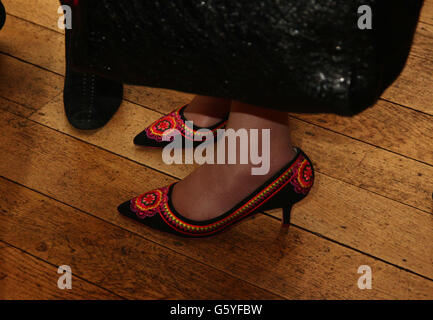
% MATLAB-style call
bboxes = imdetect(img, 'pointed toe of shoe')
[133,130,147,145]
[117,200,134,217]
[133,130,165,148]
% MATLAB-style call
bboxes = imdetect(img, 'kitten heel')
[282,204,293,227]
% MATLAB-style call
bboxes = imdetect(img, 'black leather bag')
[63,0,423,116]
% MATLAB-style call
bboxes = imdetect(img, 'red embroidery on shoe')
[290,158,314,195]
[146,114,179,142]
[130,187,169,218]
[145,106,225,143]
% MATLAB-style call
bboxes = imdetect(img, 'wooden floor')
[0,0,432,300]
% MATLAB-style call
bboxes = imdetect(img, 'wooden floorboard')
[29,96,433,280]
[0,14,65,75]
[0,108,432,299]
[411,21,433,62]
[0,96,35,118]
[0,241,120,299]
[2,0,61,33]
[382,55,433,116]
[0,175,279,300]
[293,99,433,166]
[0,54,62,109]
[0,0,432,299]
[420,0,433,25]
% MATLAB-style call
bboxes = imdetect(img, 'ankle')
[182,96,230,127]
[183,110,226,127]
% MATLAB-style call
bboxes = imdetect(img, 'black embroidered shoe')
[133,104,228,148]
[118,148,314,238]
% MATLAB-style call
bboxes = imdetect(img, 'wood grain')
[411,21,433,62]
[2,0,62,32]
[420,0,433,25]
[0,242,120,299]
[0,54,62,109]
[292,99,433,166]
[0,176,279,300]
[0,109,432,299]
[382,55,433,116]
[0,155,432,299]
[0,96,35,118]
[0,15,65,75]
